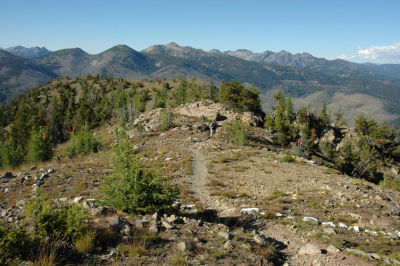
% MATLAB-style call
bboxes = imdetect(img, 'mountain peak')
[167,42,180,47]
[4,46,51,59]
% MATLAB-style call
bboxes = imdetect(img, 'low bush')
[380,175,400,192]
[23,194,89,240]
[67,125,98,157]
[0,225,32,264]
[281,154,295,163]
[226,119,248,145]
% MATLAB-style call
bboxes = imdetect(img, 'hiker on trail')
[297,139,303,146]
[209,120,217,138]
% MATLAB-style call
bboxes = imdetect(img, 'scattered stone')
[47,168,55,174]
[391,166,399,176]
[1,172,15,179]
[152,212,161,221]
[82,201,91,209]
[39,173,49,180]
[121,224,131,235]
[162,221,175,230]
[298,244,321,256]
[346,248,366,257]
[367,253,380,260]
[30,166,37,171]
[326,245,340,254]
[149,222,159,234]
[193,237,206,244]
[364,229,378,236]
[176,241,195,252]
[321,221,336,227]
[338,222,348,228]
[253,234,267,246]
[91,206,107,216]
[73,196,83,203]
[392,203,400,216]
[165,157,173,162]
[303,216,319,224]
[218,231,232,240]
[107,216,123,231]
[16,200,25,207]
[353,226,360,232]
[172,201,181,209]
[323,227,336,235]
[224,241,233,249]
[240,208,259,215]
[275,212,284,217]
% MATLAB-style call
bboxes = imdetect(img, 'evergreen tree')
[318,101,330,129]
[0,137,24,168]
[175,79,187,105]
[101,128,179,214]
[264,112,273,128]
[26,128,53,163]
[67,125,98,157]
[207,80,218,101]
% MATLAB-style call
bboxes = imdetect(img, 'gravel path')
[190,141,237,217]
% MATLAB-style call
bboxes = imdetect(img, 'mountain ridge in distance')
[3,46,51,59]
[1,42,400,126]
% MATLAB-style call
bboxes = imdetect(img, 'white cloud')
[357,43,400,59]
[335,42,400,63]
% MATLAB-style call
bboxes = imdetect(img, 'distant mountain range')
[2,46,51,59]
[1,43,400,126]
[225,49,400,80]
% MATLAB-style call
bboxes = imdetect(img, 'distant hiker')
[200,114,205,122]
[297,139,303,146]
[57,154,62,163]
[209,120,217,138]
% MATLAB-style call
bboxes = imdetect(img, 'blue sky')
[1,0,399,63]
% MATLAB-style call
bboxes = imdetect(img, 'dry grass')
[117,228,158,258]
[75,229,96,254]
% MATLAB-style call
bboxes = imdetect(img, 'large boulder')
[242,112,262,126]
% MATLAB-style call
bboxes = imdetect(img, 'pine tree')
[0,137,24,168]
[318,101,330,129]
[264,112,274,128]
[101,128,179,214]
[26,128,53,163]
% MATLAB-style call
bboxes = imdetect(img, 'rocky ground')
[1,101,400,265]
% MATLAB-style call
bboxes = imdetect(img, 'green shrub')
[281,154,295,163]
[380,175,400,192]
[101,128,179,214]
[0,225,32,263]
[65,204,90,241]
[23,194,89,240]
[226,120,248,145]
[26,128,53,163]
[0,138,24,168]
[67,125,98,157]
[159,109,174,131]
